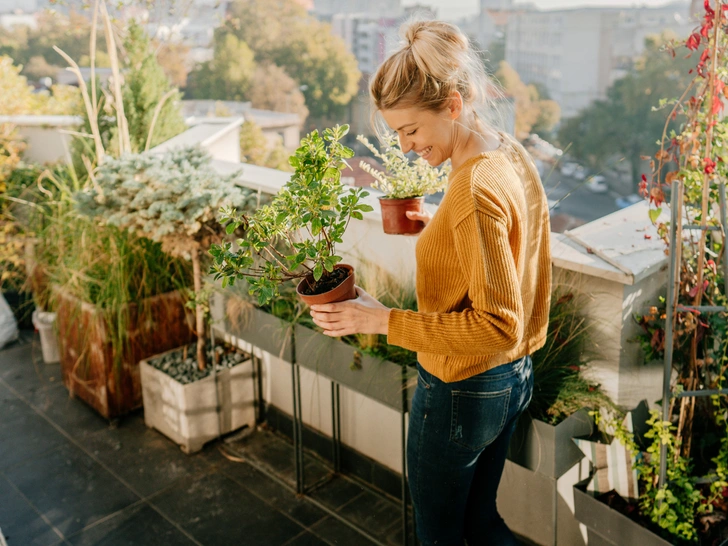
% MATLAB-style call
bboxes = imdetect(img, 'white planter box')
[140,351,256,453]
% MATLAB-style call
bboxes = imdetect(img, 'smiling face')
[380,104,458,167]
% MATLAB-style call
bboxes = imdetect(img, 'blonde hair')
[369,19,508,135]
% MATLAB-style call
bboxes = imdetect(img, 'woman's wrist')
[381,308,392,336]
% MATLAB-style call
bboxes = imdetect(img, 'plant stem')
[191,247,206,371]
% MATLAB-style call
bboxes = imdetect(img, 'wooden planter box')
[573,481,672,546]
[55,289,194,419]
[508,409,595,478]
[294,324,416,412]
[218,300,293,362]
[140,351,256,454]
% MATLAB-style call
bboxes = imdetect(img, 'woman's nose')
[398,136,414,154]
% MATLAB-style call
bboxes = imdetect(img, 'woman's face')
[380,104,458,167]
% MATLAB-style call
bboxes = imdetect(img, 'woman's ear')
[448,91,463,120]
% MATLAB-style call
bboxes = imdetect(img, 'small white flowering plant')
[357,133,450,199]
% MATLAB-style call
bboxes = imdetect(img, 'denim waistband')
[418,355,530,384]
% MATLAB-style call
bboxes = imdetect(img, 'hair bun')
[405,20,427,46]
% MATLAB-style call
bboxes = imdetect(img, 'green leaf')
[311,217,322,235]
[225,222,237,234]
[313,262,323,281]
[357,204,374,213]
[648,207,662,223]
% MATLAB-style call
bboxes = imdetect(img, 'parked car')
[615,194,643,209]
[560,162,579,177]
[585,175,608,193]
[573,165,587,181]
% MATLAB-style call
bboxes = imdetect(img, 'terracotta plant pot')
[296,264,356,305]
[378,196,425,235]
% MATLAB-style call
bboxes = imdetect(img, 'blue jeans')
[407,356,534,546]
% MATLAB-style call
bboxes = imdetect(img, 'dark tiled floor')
[0,332,405,546]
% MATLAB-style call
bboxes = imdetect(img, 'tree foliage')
[186,31,256,101]
[223,0,361,123]
[240,121,291,171]
[557,33,694,190]
[248,63,309,122]
[121,20,186,152]
[76,147,258,369]
[0,10,105,76]
[495,61,561,139]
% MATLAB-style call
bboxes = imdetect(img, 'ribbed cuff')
[386,308,409,349]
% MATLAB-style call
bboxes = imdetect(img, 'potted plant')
[572,407,728,546]
[570,2,728,543]
[76,146,261,451]
[356,133,449,235]
[497,281,614,546]
[210,124,373,306]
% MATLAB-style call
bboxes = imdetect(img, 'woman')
[310,19,551,546]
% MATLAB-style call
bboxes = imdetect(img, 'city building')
[504,2,693,118]
[331,13,401,75]
[313,0,403,20]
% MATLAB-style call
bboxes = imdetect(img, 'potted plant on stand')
[356,133,449,235]
[211,124,372,306]
[573,1,728,543]
[76,146,260,452]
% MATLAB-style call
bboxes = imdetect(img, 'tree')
[240,120,292,171]
[22,55,58,81]
[557,33,694,190]
[77,147,258,370]
[185,31,256,101]
[121,20,186,153]
[224,0,360,123]
[0,10,104,71]
[248,63,309,124]
[495,61,560,139]
[154,41,190,89]
[0,55,80,116]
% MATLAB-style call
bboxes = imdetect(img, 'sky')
[402,0,689,20]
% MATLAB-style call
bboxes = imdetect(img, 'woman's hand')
[406,209,432,226]
[309,286,391,337]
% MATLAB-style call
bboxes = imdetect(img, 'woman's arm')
[387,209,523,356]
[311,209,524,356]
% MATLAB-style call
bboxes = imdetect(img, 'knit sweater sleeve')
[387,208,524,356]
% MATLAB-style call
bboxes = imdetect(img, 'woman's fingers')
[405,210,432,227]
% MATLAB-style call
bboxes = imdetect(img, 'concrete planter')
[573,481,672,546]
[219,302,293,362]
[498,411,595,546]
[508,410,594,478]
[294,324,416,412]
[140,350,256,454]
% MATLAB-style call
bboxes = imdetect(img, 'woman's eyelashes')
[406,129,418,136]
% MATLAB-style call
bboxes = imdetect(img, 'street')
[542,170,622,224]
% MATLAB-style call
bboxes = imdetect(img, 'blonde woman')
[310,20,551,546]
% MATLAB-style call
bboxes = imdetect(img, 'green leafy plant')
[638,0,728,466]
[210,124,372,306]
[76,146,257,370]
[356,133,450,199]
[529,284,613,425]
[594,409,721,544]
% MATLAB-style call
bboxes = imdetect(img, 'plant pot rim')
[378,195,425,201]
[141,344,249,385]
[296,263,356,304]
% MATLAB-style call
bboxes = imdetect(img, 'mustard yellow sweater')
[387,133,552,382]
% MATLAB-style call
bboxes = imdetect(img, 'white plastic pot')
[32,310,59,364]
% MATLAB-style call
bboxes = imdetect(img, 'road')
[543,171,622,224]
[425,170,625,226]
